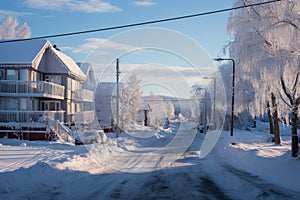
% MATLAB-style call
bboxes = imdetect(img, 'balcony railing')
[0,81,65,100]
[73,89,94,102]
[74,111,95,122]
[0,110,65,123]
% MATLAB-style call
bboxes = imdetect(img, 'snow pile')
[212,124,300,192]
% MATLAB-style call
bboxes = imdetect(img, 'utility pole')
[116,58,120,138]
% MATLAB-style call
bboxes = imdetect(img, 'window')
[49,102,56,111]
[41,101,61,111]
[0,98,5,109]
[52,75,61,85]
[30,99,38,110]
[0,70,4,80]
[7,69,18,80]
[19,98,27,110]
[7,98,18,110]
[20,69,29,81]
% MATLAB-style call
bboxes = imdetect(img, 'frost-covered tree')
[119,87,131,131]
[280,73,300,157]
[146,92,167,128]
[119,73,143,130]
[165,100,175,120]
[0,16,31,39]
[226,0,300,123]
[126,73,143,122]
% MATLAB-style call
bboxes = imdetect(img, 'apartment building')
[0,39,94,140]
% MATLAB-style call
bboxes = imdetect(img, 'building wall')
[0,41,96,139]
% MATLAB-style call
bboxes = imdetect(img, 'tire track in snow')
[128,160,233,200]
[223,164,299,199]
[0,146,70,172]
[0,146,45,172]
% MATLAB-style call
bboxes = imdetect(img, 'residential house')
[95,82,124,132]
[95,82,151,131]
[0,39,94,140]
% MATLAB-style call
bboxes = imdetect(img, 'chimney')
[53,45,60,51]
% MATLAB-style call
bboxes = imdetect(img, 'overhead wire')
[0,0,281,44]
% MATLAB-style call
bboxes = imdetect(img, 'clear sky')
[0,0,234,98]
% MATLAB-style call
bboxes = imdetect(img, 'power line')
[0,0,281,44]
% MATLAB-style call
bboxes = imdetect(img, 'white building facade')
[0,39,94,140]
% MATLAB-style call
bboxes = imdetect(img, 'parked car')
[198,124,209,133]
[75,130,107,145]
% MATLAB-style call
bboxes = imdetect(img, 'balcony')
[73,89,94,102]
[74,111,95,122]
[0,81,65,100]
[0,110,65,123]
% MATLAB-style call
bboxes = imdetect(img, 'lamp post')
[214,58,235,137]
[196,87,208,134]
[203,77,216,130]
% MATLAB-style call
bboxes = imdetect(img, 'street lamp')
[214,58,235,137]
[203,76,216,130]
[196,87,208,134]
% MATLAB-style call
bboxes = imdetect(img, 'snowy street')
[1,120,300,199]
[1,0,300,199]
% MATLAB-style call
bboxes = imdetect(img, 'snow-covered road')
[0,120,300,199]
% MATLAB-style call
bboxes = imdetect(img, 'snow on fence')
[0,80,64,99]
[0,110,64,123]
[73,88,94,102]
[47,118,74,143]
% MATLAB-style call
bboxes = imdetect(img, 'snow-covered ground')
[0,120,299,199]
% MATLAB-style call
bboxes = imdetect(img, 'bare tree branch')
[271,19,300,31]
[296,96,300,106]
[278,91,293,108]
[281,76,293,105]
[292,73,299,93]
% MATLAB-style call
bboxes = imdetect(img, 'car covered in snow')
[75,130,107,145]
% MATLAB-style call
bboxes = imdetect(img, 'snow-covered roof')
[51,48,86,81]
[96,82,124,96]
[77,62,91,75]
[0,39,50,65]
[77,62,97,90]
[0,39,86,81]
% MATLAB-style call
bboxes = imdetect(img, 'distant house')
[0,39,94,140]
[95,82,124,132]
[95,82,151,130]
[77,62,97,91]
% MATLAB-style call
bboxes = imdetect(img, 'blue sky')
[1,0,233,97]
[1,0,233,58]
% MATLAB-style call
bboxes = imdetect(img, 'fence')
[0,80,65,99]
[0,110,65,123]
